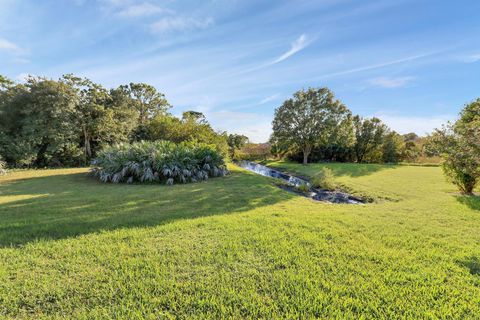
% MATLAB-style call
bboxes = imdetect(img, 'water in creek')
[236,161,364,204]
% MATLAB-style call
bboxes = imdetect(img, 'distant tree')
[117,83,171,126]
[0,75,14,89]
[427,99,480,194]
[402,140,421,162]
[403,132,419,142]
[271,87,352,165]
[241,143,271,161]
[382,131,405,163]
[353,116,388,163]
[182,111,207,124]
[227,134,249,158]
[148,114,229,157]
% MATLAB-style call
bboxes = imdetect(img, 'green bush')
[295,183,311,194]
[311,167,337,190]
[91,141,228,185]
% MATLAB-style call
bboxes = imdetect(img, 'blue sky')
[1,0,479,142]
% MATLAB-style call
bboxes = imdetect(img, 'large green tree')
[62,75,137,163]
[271,87,352,164]
[0,76,80,167]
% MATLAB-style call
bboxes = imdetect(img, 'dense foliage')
[91,140,228,185]
[271,88,353,164]
[235,143,272,161]
[147,112,229,158]
[0,74,229,168]
[427,99,480,194]
[271,87,434,164]
[227,134,249,158]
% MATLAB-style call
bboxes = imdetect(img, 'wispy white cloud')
[217,34,313,78]
[150,16,214,34]
[101,0,131,7]
[0,38,24,55]
[272,34,311,64]
[369,76,415,88]
[460,53,480,63]
[259,94,280,104]
[302,51,440,82]
[117,2,170,18]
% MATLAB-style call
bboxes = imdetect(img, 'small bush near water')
[311,167,337,190]
[91,141,228,184]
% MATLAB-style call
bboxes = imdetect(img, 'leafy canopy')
[271,87,351,164]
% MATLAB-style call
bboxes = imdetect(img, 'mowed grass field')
[1,163,480,319]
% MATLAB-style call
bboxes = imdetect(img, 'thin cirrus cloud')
[225,34,313,77]
[369,76,415,88]
[116,2,170,18]
[0,38,24,55]
[259,94,281,104]
[150,16,214,34]
[272,34,311,64]
[462,54,480,63]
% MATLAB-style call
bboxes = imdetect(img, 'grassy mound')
[91,140,228,184]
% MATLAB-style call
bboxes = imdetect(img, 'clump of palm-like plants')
[91,141,228,185]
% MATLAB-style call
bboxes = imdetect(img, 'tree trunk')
[35,141,49,167]
[83,126,91,166]
[303,144,312,165]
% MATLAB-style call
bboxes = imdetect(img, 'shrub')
[295,183,311,194]
[311,167,337,190]
[427,99,480,194]
[91,140,228,185]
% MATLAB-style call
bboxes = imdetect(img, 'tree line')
[270,87,428,165]
[0,74,234,167]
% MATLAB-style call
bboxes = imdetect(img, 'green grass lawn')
[1,163,480,319]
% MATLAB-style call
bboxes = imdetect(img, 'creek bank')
[236,161,364,204]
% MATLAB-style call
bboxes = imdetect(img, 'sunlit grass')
[0,163,479,318]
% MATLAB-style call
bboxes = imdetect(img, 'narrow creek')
[236,161,364,204]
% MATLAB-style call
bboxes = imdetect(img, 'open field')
[1,163,480,319]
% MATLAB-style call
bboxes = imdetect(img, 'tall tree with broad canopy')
[271,87,352,165]
[62,75,137,163]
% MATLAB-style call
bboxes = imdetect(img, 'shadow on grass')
[455,195,480,211]
[457,256,480,276]
[0,169,294,247]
